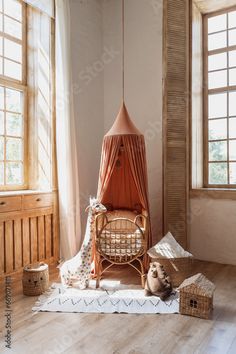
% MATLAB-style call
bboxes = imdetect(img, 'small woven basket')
[180,292,213,319]
[22,263,49,296]
[179,273,215,319]
[153,257,194,287]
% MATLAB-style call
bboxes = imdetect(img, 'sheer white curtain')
[27,7,53,191]
[56,0,81,260]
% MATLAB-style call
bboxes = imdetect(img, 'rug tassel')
[32,283,61,313]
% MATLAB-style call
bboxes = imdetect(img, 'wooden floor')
[0,261,236,354]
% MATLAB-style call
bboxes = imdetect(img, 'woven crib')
[95,210,148,287]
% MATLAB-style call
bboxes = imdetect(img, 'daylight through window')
[0,0,26,189]
[204,8,236,186]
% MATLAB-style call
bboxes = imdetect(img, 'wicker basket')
[153,257,194,287]
[22,263,49,296]
[179,273,215,319]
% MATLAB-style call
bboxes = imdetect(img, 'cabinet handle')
[36,198,41,202]
[0,201,6,206]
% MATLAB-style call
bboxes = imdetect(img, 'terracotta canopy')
[97,102,152,246]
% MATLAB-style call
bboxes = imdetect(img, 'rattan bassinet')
[95,210,148,287]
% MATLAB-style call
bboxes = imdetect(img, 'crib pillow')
[147,231,193,259]
[106,209,138,220]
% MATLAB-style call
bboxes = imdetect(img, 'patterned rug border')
[32,283,180,314]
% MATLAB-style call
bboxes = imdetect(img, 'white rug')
[32,282,179,314]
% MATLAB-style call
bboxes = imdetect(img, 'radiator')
[0,192,59,275]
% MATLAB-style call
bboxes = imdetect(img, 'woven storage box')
[179,273,215,319]
[180,292,213,319]
[153,257,194,287]
[22,263,49,296]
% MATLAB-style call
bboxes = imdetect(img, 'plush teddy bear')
[144,262,173,301]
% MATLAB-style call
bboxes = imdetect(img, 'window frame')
[0,0,28,191]
[203,6,236,188]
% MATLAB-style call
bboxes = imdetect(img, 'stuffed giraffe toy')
[60,197,106,289]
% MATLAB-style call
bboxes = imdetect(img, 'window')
[0,1,55,192]
[0,0,26,189]
[190,299,198,308]
[204,8,236,187]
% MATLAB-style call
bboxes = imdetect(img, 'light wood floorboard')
[0,261,236,354]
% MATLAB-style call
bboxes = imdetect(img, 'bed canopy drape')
[97,102,152,247]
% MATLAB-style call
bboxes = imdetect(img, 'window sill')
[0,189,54,197]
[190,188,236,200]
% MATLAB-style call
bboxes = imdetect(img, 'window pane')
[209,163,227,184]
[230,163,236,184]
[6,162,22,185]
[0,86,4,110]
[209,141,227,161]
[4,38,22,63]
[229,50,236,67]
[208,52,227,71]
[229,29,236,46]
[0,0,2,12]
[4,0,22,22]
[229,11,236,29]
[0,162,3,185]
[4,15,22,40]
[229,92,236,116]
[4,59,21,81]
[229,140,236,160]
[209,119,227,140]
[229,68,236,86]
[209,93,227,118]
[208,32,227,51]
[6,88,21,113]
[0,57,2,75]
[0,136,4,159]
[229,118,236,138]
[0,13,2,32]
[0,111,3,135]
[208,14,227,34]
[6,137,22,160]
[6,113,22,137]
[0,36,2,55]
[208,70,227,89]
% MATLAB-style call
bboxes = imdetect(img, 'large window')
[204,8,236,187]
[0,0,55,192]
[0,0,26,189]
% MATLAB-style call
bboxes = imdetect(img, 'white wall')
[69,0,104,232]
[103,0,163,243]
[190,198,236,265]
